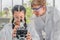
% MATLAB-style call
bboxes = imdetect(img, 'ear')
[43,6,46,10]
[43,6,46,12]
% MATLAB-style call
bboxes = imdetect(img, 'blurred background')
[0,0,60,19]
[0,0,32,23]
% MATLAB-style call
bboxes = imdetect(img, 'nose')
[34,10,38,13]
[34,10,37,12]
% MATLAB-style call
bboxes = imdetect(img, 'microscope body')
[16,20,27,40]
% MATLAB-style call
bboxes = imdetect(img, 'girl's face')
[13,11,24,25]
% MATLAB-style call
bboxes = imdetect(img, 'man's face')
[13,11,24,25]
[32,5,46,16]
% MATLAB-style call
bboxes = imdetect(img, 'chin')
[36,14,43,17]
[36,15,40,17]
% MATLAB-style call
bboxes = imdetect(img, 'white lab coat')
[29,6,60,40]
[0,23,40,40]
[0,23,12,40]
[50,7,60,40]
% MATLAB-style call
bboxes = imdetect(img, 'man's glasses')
[32,6,42,11]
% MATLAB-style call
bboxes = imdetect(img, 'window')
[0,0,2,16]
[46,0,53,7]
[13,0,22,6]
[1,0,12,18]
[55,0,60,11]
[0,0,24,17]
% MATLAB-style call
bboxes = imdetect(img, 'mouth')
[35,12,39,16]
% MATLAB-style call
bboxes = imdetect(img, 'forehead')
[32,5,41,8]
[14,11,24,14]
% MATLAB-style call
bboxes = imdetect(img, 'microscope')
[16,19,27,40]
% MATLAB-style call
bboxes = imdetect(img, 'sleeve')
[54,18,60,40]
[27,20,40,40]
[0,24,12,40]
[51,8,60,40]
[0,26,6,40]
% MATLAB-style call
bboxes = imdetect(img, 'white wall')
[13,0,22,6]
[46,0,60,11]
[2,0,12,10]
[55,0,60,11]
[0,0,2,11]
[46,0,53,7]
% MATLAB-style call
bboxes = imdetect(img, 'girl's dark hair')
[12,5,27,29]
[12,5,26,14]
